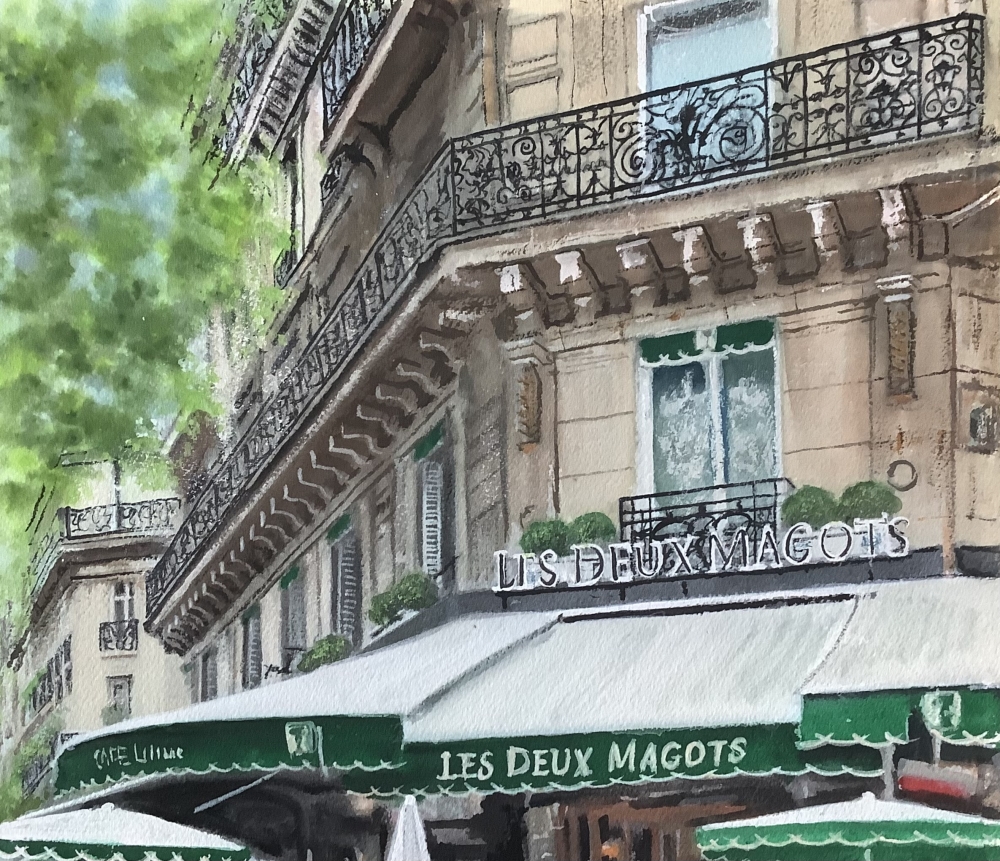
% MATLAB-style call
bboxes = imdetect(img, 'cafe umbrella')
[0,804,251,861]
[385,796,430,861]
[696,792,1000,861]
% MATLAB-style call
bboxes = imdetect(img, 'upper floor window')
[280,565,307,669]
[242,605,262,690]
[643,0,773,92]
[414,422,456,591]
[200,648,218,702]
[328,517,363,648]
[112,582,135,621]
[639,320,778,494]
[106,674,132,723]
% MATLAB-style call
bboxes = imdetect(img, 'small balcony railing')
[147,14,983,621]
[99,619,139,653]
[620,478,793,571]
[274,246,299,288]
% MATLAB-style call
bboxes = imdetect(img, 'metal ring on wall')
[887,459,918,492]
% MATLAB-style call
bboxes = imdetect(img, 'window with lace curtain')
[638,321,779,495]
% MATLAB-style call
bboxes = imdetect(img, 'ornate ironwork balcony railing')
[321,0,395,134]
[146,14,983,622]
[30,497,181,598]
[620,478,794,572]
[98,619,139,653]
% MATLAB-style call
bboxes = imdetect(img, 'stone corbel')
[498,263,546,336]
[554,250,603,326]
[805,199,846,260]
[672,225,720,292]
[615,238,667,316]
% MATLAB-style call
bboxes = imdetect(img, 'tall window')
[242,606,262,690]
[200,649,218,702]
[329,519,363,648]
[414,422,455,589]
[280,567,307,669]
[644,0,772,91]
[112,582,135,621]
[640,321,778,494]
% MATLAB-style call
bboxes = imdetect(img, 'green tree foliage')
[0,0,283,608]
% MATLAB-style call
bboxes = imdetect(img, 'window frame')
[636,323,783,496]
[330,527,363,648]
[241,608,262,690]
[112,581,135,622]
[106,674,133,718]
[199,649,218,702]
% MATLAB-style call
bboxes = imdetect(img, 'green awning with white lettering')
[55,614,558,793]
[350,726,879,798]
[696,793,1000,860]
[0,805,251,861]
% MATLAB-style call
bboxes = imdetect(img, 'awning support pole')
[194,772,278,814]
[881,745,896,800]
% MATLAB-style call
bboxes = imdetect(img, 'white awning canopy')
[803,577,1000,696]
[405,595,857,742]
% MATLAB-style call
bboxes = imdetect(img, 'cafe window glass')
[644,0,772,91]
[640,320,778,494]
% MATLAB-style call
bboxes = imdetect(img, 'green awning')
[56,714,402,792]
[697,793,1000,860]
[798,692,916,749]
[799,689,1000,750]
[351,725,881,798]
[0,805,251,861]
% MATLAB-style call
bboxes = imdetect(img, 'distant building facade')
[0,462,186,799]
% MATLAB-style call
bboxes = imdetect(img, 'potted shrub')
[297,635,350,673]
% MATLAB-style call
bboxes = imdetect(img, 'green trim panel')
[640,320,774,365]
[348,724,881,798]
[326,513,351,543]
[413,422,444,462]
[698,820,1000,861]
[55,715,403,793]
[279,566,300,590]
[0,841,252,861]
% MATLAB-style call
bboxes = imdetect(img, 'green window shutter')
[326,513,351,543]
[279,565,300,590]
[639,331,699,364]
[413,421,444,462]
[241,603,261,622]
[716,319,774,352]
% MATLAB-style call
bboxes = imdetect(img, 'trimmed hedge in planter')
[297,634,350,672]
[369,572,438,629]
[782,481,902,528]
[520,512,618,555]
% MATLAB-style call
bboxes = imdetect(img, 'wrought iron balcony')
[146,14,983,622]
[321,0,395,134]
[99,619,139,653]
[620,478,793,571]
[30,497,181,598]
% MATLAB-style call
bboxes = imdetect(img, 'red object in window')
[898,773,975,800]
